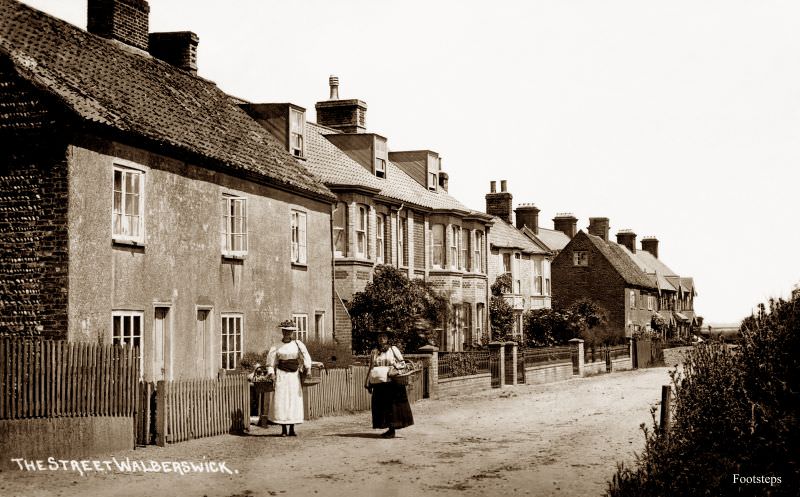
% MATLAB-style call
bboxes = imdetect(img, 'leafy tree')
[348,265,449,354]
[489,273,515,341]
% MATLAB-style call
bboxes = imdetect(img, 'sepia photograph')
[0,1,798,496]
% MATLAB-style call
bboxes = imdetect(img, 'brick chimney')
[315,76,367,133]
[149,31,199,74]
[641,236,659,259]
[553,213,577,239]
[515,203,540,234]
[588,217,610,241]
[616,229,637,253]
[485,180,512,224]
[88,0,150,52]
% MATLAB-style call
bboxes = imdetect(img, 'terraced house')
[0,0,337,380]
[552,218,700,338]
[240,77,494,351]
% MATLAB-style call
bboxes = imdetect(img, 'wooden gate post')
[488,342,504,388]
[155,380,167,447]
[659,384,671,435]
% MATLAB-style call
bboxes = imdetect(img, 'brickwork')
[88,0,150,52]
[148,31,198,74]
[0,138,70,338]
[485,192,512,224]
[552,233,627,336]
[333,294,352,350]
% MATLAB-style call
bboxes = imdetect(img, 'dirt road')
[0,367,672,497]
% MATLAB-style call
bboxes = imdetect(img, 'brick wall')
[437,372,492,397]
[551,233,627,336]
[0,138,70,338]
[333,293,352,350]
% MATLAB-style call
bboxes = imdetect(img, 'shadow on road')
[329,433,385,439]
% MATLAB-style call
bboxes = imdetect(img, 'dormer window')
[374,137,387,178]
[428,172,437,191]
[289,108,305,157]
[427,153,439,191]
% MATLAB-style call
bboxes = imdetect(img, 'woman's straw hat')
[279,319,297,331]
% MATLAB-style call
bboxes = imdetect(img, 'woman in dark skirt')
[364,331,414,438]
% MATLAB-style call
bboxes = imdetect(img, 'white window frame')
[221,194,248,257]
[476,303,485,342]
[428,171,437,191]
[514,252,522,294]
[431,224,445,269]
[647,295,654,311]
[450,225,460,270]
[573,250,588,266]
[374,138,387,178]
[534,259,543,295]
[293,314,309,341]
[474,231,483,273]
[376,214,385,264]
[356,204,368,258]
[630,290,636,309]
[502,252,512,276]
[333,201,347,258]
[220,313,243,370]
[291,209,307,265]
[112,310,144,379]
[461,229,470,271]
[289,108,305,157]
[112,165,145,244]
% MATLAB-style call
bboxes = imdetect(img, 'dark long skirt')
[371,382,414,429]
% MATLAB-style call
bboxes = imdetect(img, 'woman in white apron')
[266,321,312,436]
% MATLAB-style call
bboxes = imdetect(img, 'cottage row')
[0,0,699,382]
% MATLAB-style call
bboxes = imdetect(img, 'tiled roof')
[0,0,334,201]
[623,247,677,292]
[305,122,487,216]
[583,232,658,290]
[531,227,571,252]
[489,217,549,254]
[633,250,678,277]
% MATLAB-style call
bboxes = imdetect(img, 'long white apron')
[266,341,311,424]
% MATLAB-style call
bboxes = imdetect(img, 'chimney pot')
[329,75,339,100]
[490,181,496,193]
[485,181,513,224]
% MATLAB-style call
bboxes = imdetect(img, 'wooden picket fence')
[155,374,249,446]
[303,364,425,420]
[0,337,139,420]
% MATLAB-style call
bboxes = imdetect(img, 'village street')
[0,367,672,497]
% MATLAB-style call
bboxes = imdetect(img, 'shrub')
[489,274,515,341]
[606,295,800,496]
[303,339,357,369]
[348,265,449,354]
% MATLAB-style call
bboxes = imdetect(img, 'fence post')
[416,344,438,399]
[155,380,167,447]
[489,342,504,388]
[510,342,518,385]
[569,338,584,376]
[659,384,671,435]
[605,346,612,373]
[630,337,638,369]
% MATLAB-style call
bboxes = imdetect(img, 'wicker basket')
[391,370,418,386]
[252,379,274,393]
[301,362,325,387]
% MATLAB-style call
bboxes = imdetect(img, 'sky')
[18,0,800,324]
